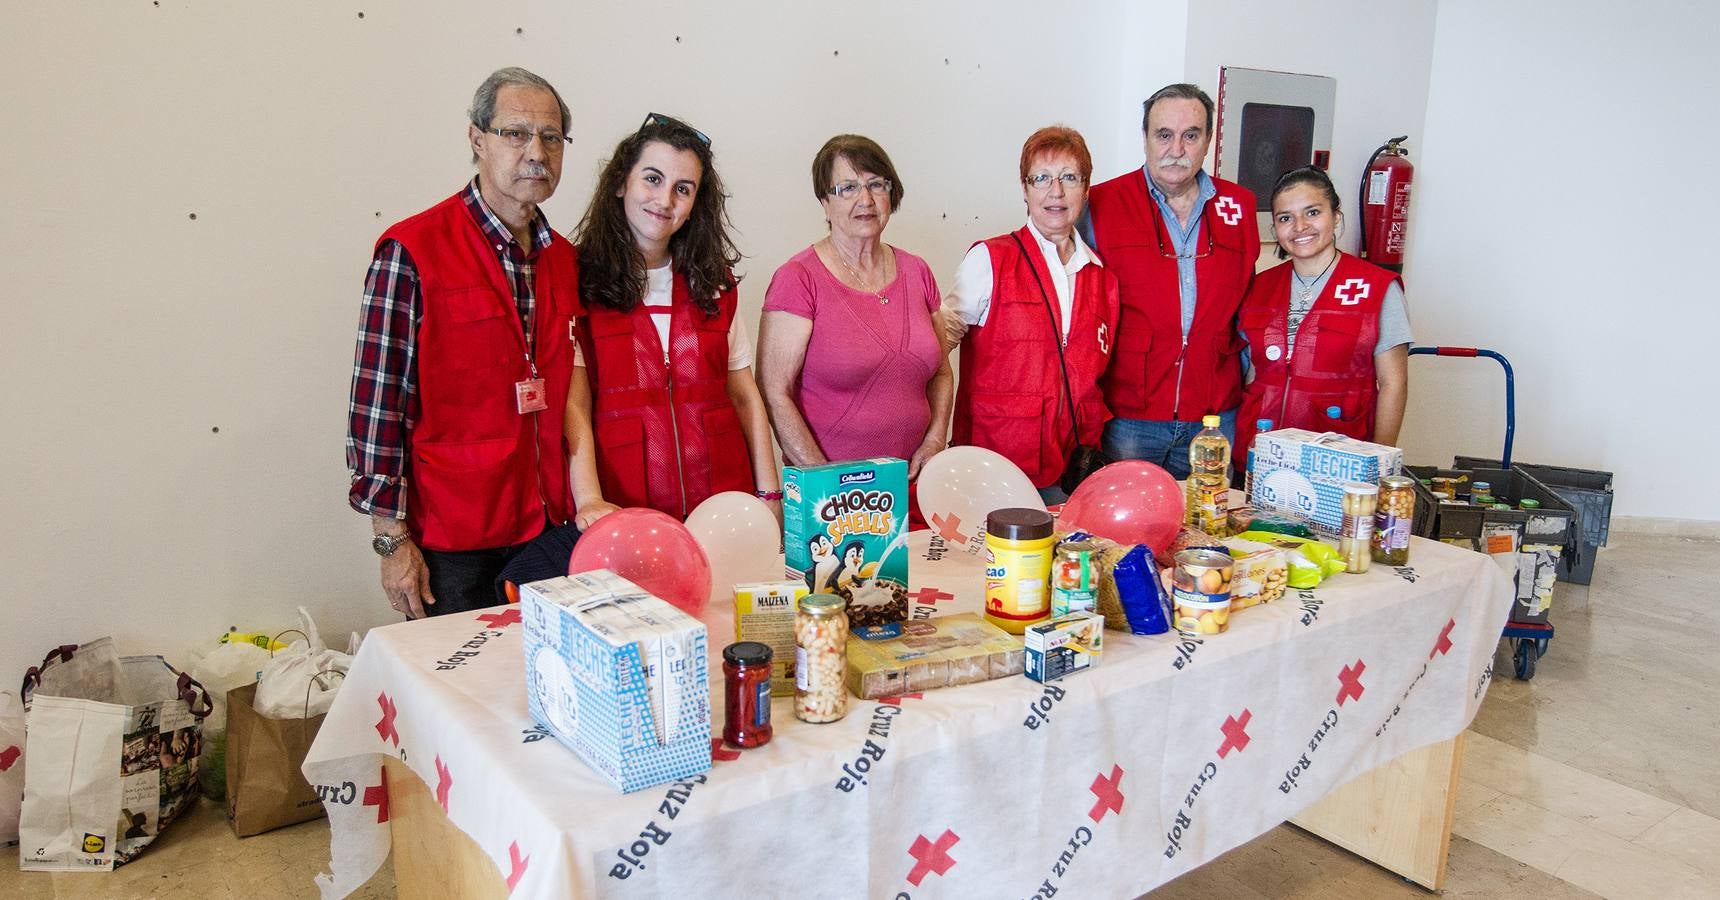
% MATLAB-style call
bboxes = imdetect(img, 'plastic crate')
[1454,457,1613,585]
[1405,465,1578,552]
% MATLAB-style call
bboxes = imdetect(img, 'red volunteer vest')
[952,227,1121,489]
[379,190,579,552]
[1086,170,1257,421]
[577,271,754,519]
[1234,253,1398,458]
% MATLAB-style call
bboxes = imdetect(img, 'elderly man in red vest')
[1082,84,1258,479]
[346,68,583,618]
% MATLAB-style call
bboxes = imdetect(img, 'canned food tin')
[1171,549,1234,634]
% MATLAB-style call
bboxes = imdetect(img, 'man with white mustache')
[1082,84,1259,479]
[345,68,586,619]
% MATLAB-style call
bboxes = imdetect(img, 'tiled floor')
[6,532,1716,898]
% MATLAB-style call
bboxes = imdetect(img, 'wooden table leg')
[1289,734,1465,891]
[384,757,508,899]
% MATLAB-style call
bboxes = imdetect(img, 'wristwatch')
[371,532,412,557]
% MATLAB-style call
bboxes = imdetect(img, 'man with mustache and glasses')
[345,67,586,619]
[1081,83,1258,479]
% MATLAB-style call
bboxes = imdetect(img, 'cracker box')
[733,580,808,697]
[1024,612,1104,682]
[844,614,1024,699]
[783,458,909,635]
[520,571,710,793]
[1248,429,1404,536]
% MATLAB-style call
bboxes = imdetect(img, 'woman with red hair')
[942,126,1121,503]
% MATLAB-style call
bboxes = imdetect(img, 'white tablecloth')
[305,533,1510,899]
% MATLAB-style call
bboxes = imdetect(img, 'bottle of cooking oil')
[1186,415,1231,535]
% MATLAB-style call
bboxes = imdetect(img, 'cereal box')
[733,580,807,697]
[1248,429,1404,536]
[520,571,710,793]
[783,458,909,635]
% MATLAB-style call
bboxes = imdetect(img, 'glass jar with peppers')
[722,641,774,749]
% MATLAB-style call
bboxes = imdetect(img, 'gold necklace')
[833,243,889,304]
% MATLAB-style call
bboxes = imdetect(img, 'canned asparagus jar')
[1340,482,1379,573]
[794,593,849,723]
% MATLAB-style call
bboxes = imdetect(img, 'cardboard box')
[733,580,807,697]
[1024,612,1104,682]
[783,458,910,634]
[1248,429,1403,536]
[520,572,710,793]
[844,614,1023,699]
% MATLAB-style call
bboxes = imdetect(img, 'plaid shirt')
[345,178,556,520]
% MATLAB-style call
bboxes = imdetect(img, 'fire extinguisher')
[1358,136,1413,273]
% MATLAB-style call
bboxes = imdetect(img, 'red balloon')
[567,508,713,617]
[1058,461,1185,554]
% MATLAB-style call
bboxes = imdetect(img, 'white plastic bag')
[254,607,352,720]
[1,689,25,845]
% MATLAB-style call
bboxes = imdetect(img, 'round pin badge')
[1265,345,1283,361]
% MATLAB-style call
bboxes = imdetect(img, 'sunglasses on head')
[638,112,711,147]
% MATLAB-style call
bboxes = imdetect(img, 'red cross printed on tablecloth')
[1088,765,1125,822]
[710,737,741,762]
[434,755,453,812]
[906,829,960,886]
[1431,618,1456,659]
[478,607,521,628]
[375,692,399,747]
[505,840,529,893]
[362,768,389,823]
[930,513,967,544]
[1337,660,1367,706]
[878,693,925,706]
[909,587,953,607]
[1218,708,1253,758]
[0,745,19,771]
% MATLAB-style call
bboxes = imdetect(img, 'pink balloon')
[1058,461,1185,554]
[568,508,713,617]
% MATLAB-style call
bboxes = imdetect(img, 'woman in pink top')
[758,134,952,476]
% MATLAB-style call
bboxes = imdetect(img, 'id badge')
[515,378,547,414]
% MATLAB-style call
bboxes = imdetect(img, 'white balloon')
[916,446,1045,544]
[685,491,784,603]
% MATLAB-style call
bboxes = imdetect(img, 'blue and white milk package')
[520,571,711,793]
[1248,429,1404,536]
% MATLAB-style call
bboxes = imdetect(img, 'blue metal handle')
[1408,346,1515,468]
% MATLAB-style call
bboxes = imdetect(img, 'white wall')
[1399,0,1718,517]
[0,2,1185,682]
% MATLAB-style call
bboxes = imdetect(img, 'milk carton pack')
[1249,429,1404,536]
[520,571,710,793]
[783,458,909,636]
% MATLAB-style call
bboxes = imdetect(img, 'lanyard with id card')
[515,307,546,414]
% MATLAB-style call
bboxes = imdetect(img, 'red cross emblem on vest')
[1335,278,1369,306]
[1214,196,1244,226]
[1097,321,1110,354]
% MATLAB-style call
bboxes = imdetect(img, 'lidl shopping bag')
[17,638,211,871]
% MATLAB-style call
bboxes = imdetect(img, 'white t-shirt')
[942,221,1102,342]
[572,262,753,370]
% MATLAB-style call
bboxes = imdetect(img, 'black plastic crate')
[1454,457,1612,585]
[1405,465,1578,552]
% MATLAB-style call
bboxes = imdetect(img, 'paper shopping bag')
[225,682,328,836]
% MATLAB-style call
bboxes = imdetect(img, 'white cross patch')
[1097,322,1110,354]
[1214,196,1244,226]
[1335,278,1369,306]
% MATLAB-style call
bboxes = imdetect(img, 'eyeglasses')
[1024,172,1086,191]
[487,127,570,152]
[827,178,892,200]
[638,112,711,147]
[1148,193,1214,260]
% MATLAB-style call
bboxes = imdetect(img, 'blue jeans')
[1102,409,1238,480]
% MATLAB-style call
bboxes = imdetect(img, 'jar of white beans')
[794,593,850,723]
